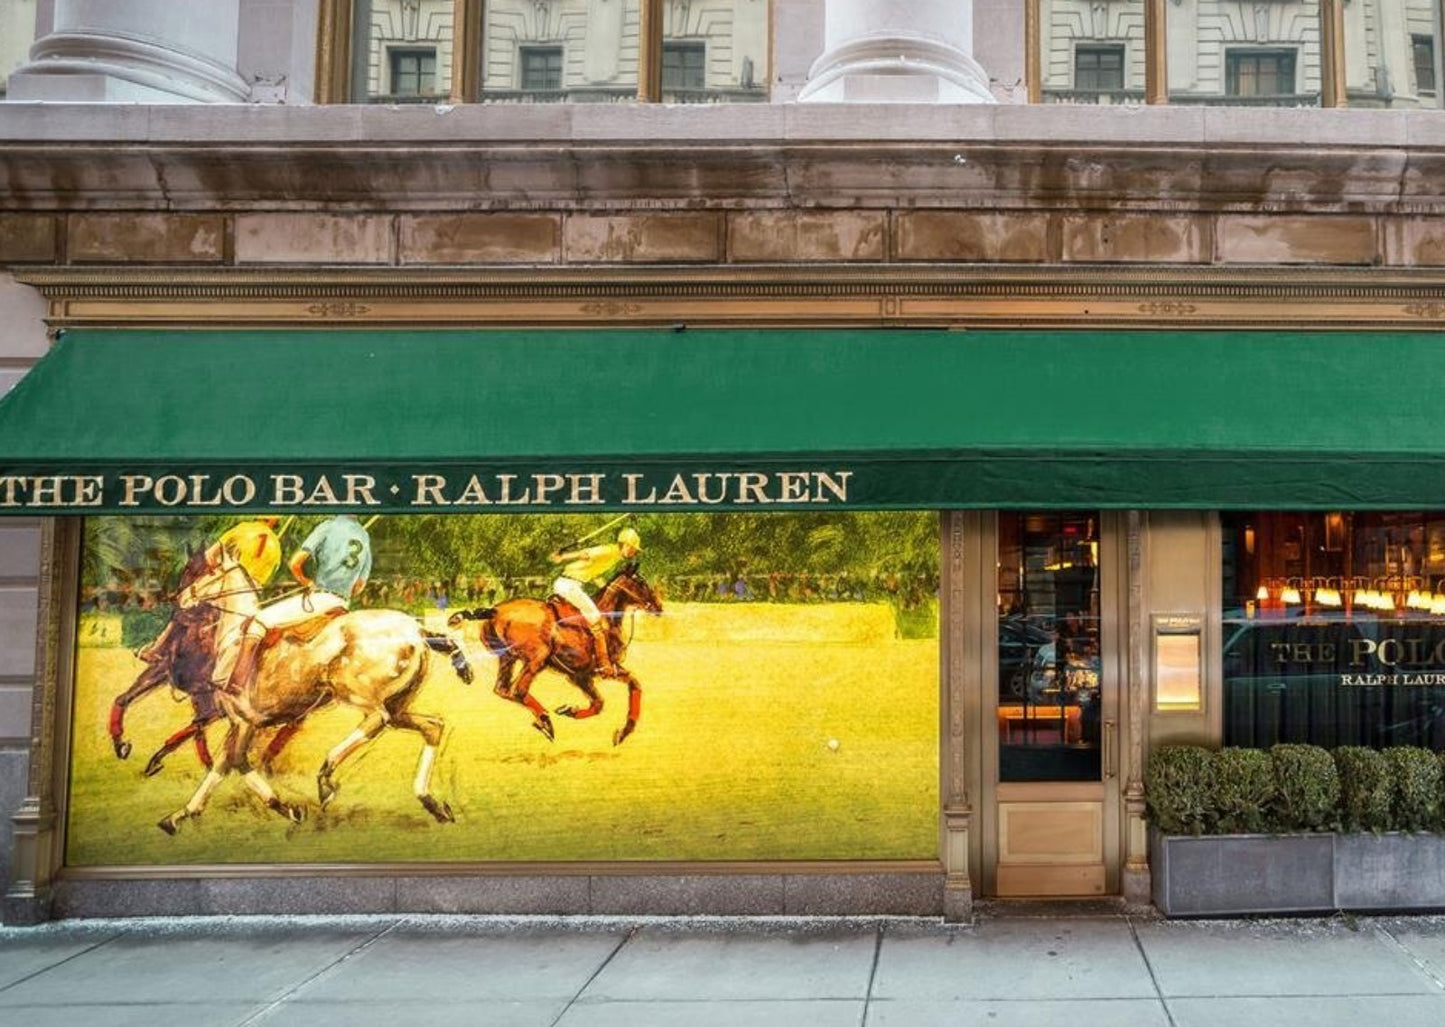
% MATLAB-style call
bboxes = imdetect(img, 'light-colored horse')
[157,562,473,834]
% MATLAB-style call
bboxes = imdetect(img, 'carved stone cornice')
[2,103,1445,213]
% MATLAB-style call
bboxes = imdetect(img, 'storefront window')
[1342,0,1443,108]
[1222,511,1445,749]
[1166,0,1323,106]
[998,512,1102,782]
[1039,0,1146,104]
[69,510,938,866]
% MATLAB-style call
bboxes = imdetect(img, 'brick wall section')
[1061,215,1211,264]
[234,214,394,264]
[69,215,224,263]
[728,212,886,262]
[3,211,1439,268]
[0,216,57,263]
[1216,216,1379,265]
[399,215,560,264]
[564,214,722,263]
[1383,218,1445,267]
[894,212,1052,262]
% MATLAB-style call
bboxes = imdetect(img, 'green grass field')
[65,603,939,866]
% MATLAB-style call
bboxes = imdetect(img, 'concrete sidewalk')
[3,909,1445,1026]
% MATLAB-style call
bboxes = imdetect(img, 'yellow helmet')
[618,527,642,551]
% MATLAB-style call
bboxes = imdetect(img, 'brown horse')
[110,548,302,778]
[447,563,662,746]
[157,564,473,834]
[109,601,224,776]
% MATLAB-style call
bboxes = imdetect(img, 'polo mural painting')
[65,511,940,866]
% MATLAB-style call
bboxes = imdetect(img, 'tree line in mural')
[82,510,940,616]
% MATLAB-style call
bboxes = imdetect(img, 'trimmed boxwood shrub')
[1383,747,1443,833]
[1148,742,1445,836]
[1213,748,1274,834]
[1268,744,1339,832]
[1334,747,1392,832]
[1145,745,1215,836]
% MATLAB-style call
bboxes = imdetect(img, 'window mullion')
[1144,0,1167,104]
[316,0,354,104]
[639,0,663,102]
[1320,0,1347,108]
[452,0,480,103]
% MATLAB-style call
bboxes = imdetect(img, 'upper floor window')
[389,47,439,99]
[519,45,563,93]
[0,0,38,100]
[1226,49,1299,100]
[321,0,767,105]
[662,41,706,93]
[1074,44,1125,92]
[1030,0,1441,109]
[1414,34,1436,96]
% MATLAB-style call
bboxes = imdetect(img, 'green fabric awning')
[0,327,1442,513]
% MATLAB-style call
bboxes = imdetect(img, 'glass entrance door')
[988,511,1117,896]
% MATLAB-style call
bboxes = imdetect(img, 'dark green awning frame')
[0,328,1441,514]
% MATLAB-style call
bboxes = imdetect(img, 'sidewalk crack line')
[548,927,634,1027]
[860,924,884,1027]
[233,917,405,1027]
[0,931,123,994]
[1128,916,1178,1027]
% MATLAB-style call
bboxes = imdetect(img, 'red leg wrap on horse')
[162,723,196,751]
[523,694,547,717]
[628,689,642,721]
[194,731,213,769]
[109,704,124,739]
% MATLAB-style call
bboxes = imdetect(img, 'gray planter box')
[1150,828,1445,917]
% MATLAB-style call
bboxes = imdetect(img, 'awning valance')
[0,327,1442,514]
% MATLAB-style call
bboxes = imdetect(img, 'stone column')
[8,0,248,102]
[798,0,993,103]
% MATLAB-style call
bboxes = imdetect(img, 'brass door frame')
[976,510,1128,898]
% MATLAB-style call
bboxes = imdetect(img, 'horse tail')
[423,630,474,685]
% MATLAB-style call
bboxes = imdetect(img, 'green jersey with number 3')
[299,516,372,598]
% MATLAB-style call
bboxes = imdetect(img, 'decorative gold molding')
[16,265,1445,332]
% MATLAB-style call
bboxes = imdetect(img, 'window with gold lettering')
[1222,511,1445,749]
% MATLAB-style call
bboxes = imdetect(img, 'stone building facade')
[2,0,1445,923]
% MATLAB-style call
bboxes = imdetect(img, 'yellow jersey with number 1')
[217,521,281,586]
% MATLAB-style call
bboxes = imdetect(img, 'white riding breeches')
[552,577,600,624]
[212,589,348,687]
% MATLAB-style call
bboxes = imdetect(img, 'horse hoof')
[533,716,555,742]
[157,815,180,836]
[613,721,637,747]
[421,796,455,823]
[318,777,338,806]
[556,704,576,718]
[446,612,464,627]
[269,797,306,824]
[143,756,165,778]
[114,740,132,760]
